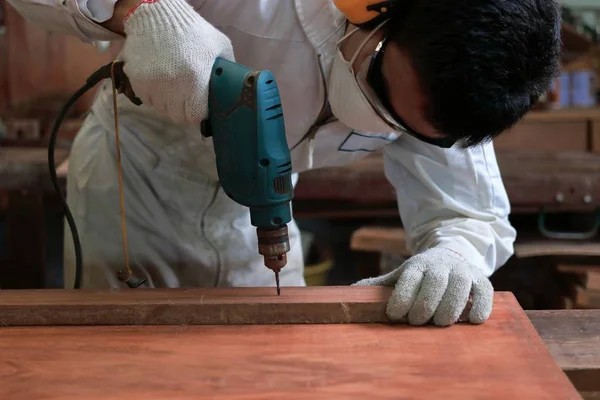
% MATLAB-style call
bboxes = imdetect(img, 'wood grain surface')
[295,150,600,212]
[0,286,478,326]
[528,310,600,393]
[0,292,581,399]
[0,286,393,326]
[0,0,8,112]
[349,226,600,259]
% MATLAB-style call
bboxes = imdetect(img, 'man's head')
[339,0,562,148]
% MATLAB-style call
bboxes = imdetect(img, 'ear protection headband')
[333,0,401,28]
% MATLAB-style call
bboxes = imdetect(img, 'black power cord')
[49,62,118,289]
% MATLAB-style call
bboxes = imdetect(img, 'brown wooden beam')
[0,0,8,112]
[296,150,600,212]
[527,309,600,394]
[0,286,488,326]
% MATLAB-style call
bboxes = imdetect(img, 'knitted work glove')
[120,0,235,125]
[353,248,493,326]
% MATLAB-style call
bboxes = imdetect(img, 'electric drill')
[201,57,294,295]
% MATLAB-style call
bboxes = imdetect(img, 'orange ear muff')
[333,0,398,27]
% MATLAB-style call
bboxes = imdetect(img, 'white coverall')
[6,0,516,291]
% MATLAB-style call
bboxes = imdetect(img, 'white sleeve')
[6,0,122,42]
[383,134,516,277]
[78,0,118,23]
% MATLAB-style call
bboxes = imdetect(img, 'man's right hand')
[108,0,235,125]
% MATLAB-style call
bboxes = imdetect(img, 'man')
[7,0,560,326]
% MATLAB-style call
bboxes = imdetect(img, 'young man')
[7,0,560,326]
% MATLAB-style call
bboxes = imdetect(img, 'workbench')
[295,108,600,218]
[0,287,598,399]
[294,150,600,218]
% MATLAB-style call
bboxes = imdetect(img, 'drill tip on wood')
[275,270,280,296]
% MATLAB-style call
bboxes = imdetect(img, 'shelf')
[562,22,594,53]
[524,107,600,123]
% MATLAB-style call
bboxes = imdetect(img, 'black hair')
[388,0,562,147]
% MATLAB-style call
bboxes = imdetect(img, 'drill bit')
[275,269,281,296]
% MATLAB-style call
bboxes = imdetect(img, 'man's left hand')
[353,248,493,327]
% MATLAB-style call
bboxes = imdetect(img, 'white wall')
[562,0,600,9]
[561,0,600,32]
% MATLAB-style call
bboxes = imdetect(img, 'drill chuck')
[257,225,290,271]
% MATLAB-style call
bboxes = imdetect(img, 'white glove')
[353,248,493,326]
[120,0,235,125]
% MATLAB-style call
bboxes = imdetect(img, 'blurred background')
[2,1,600,312]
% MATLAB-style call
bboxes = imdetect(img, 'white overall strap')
[344,19,389,66]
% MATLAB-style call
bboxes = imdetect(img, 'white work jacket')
[6,0,516,284]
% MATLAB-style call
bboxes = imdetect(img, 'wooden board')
[514,241,600,258]
[494,121,589,152]
[0,147,69,191]
[527,310,600,394]
[524,107,600,123]
[0,286,479,326]
[0,0,8,112]
[349,226,600,259]
[350,226,410,257]
[0,290,581,399]
[575,287,600,308]
[593,119,600,154]
[295,150,600,212]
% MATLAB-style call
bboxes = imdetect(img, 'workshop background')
[2,0,600,311]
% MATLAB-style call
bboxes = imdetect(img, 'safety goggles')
[356,24,458,149]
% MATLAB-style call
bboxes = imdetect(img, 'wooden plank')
[0,147,69,191]
[581,392,600,400]
[515,241,600,258]
[296,151,600,212]
[589,272,600,290]
[350,226,410,257]
[593,119,600,153]
[1,118,40,140]
[558,265,600,275]
[494,121,589,152]
[481,151,600,211]
[556,265,600,290]
[349,226,600,258]
[561,22,594,54]
[524,107,600,123]
[576,287,600,308]
[527,310,600,393]
[296,152,394,204]
[0,292,581,400]
[0,286,483,326]
[0,0,8,112]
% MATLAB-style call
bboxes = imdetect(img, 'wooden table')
[0,287,597,399]
[295,150,600,217]
[527,309,600,397]
[294,106,600,219]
